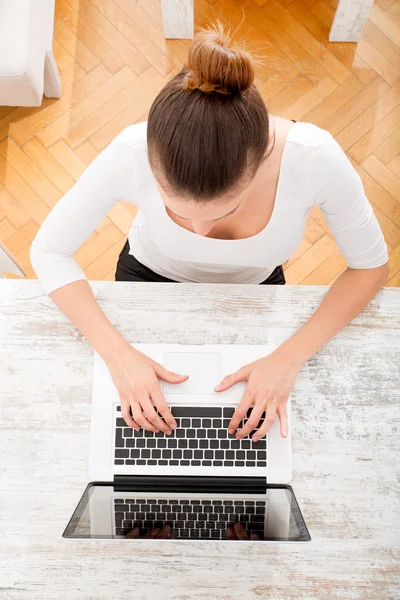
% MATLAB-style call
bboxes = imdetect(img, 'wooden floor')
[0,0,400,286]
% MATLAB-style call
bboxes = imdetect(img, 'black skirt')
[115,239,286,285]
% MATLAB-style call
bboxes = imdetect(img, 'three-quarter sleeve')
[30,136,136,295]
[313,132,388,269]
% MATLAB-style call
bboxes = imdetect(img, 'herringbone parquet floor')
[0,0,399,285]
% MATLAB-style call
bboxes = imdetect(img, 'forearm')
[275,264,389,367]
[50,280,130,362]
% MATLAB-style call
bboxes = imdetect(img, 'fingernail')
[167,430,172,435]
[214,384,222,391]
[253,436,259,442]
[283,430,287,438]
[171,423,177,429]
[228,428,234,434]
[236,434,242,440]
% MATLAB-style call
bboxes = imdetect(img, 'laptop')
[63,344,310,542]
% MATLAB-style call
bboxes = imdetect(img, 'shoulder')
[112,120,148,150]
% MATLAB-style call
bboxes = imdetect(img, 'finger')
[141,394,172,434]
[130,394,160,432]
[120,400,140,431]
[143,527,160,538]
[152,363,189,384]
[227,387,254,434]
[276,403,289,438]
[233,522,249,540]
[155,524,171,538]
[250,533,260,540]
[251,403,278,442]
[149,383,177,431]
[226,526,236,540]
[235,402,266,440]
[214,366,249,392]
[126,527,139,538]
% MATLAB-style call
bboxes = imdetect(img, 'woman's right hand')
[105,344,188,434]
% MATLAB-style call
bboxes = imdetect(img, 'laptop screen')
[63,483,310,542]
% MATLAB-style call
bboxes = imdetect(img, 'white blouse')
[30,120,388,294]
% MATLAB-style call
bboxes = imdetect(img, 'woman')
[30,24,389,444]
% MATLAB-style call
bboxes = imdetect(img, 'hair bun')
[183,22,255,96]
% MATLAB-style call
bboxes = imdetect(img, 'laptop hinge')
[114,475,267,494]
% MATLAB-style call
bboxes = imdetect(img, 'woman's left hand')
[214,351,303,441]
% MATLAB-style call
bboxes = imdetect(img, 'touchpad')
[162,353,221,394]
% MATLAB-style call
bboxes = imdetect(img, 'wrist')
[270,336,310,372]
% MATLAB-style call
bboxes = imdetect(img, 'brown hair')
[147,22,273,202]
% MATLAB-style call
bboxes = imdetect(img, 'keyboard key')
[144,430,153,437]
[142,449,150,459]
[257,451,267,460]
[194,450,203,459]
[123,428,133,438]
[126,439,136,448]
[199,440,208,449]
[183,450,192,459]
[202,460,212,466]
[210,440,219,449]
[167,439,177,448]
[225,461,234,466]
[116,406,121,412]
[173,450,182,459]
[157,439,166,448]
[170,460,179,465]
[114,460,124,465]
[116,418,126,427]
[152,449,161,459]
[231,440,240,449]
[197,429,206,438]
[213,419,222,428]
[187,429,196,438]
[235,461,245,467]
[115,449,129,458]
[205,450,213,459]
[137,460,146,465]
[202,419,212,428]
[171,407,221,417]
[162,450,172,458]
[237,451,245,460]
[181,419,190,428]
[246,461,255,467]
[208,430,217,439]
[130,449,140,458]
[192,419,201,428]
[180,460,190,466]
[137,439,145,448]
[213,461,223,466]
[115,429,124,448]
[176,429,186,438]
[189,440,198,448]
[223,407,235,418]
[257,461,267,467]
[147,439,156,448]
[148,460,157,465]
[192,460,201,465]
[218,430,227,439]
[241,440,250,449]
[221,440,229,449]
[159,460,168,465]
[215,450,224,459]
[178,439,188,448]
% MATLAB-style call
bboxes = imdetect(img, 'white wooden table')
[1,280,399,599]
[162,0,374,41]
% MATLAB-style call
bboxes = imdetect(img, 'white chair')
[0,0,61,107]
[0,241,26,278]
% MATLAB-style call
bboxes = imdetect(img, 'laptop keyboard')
[114,497,266,540]
[114,406,267,468]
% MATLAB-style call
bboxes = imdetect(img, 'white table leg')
[329,0,374,42]
[161,0,194,39]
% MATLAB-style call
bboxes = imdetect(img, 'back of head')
[147,22,271,202]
